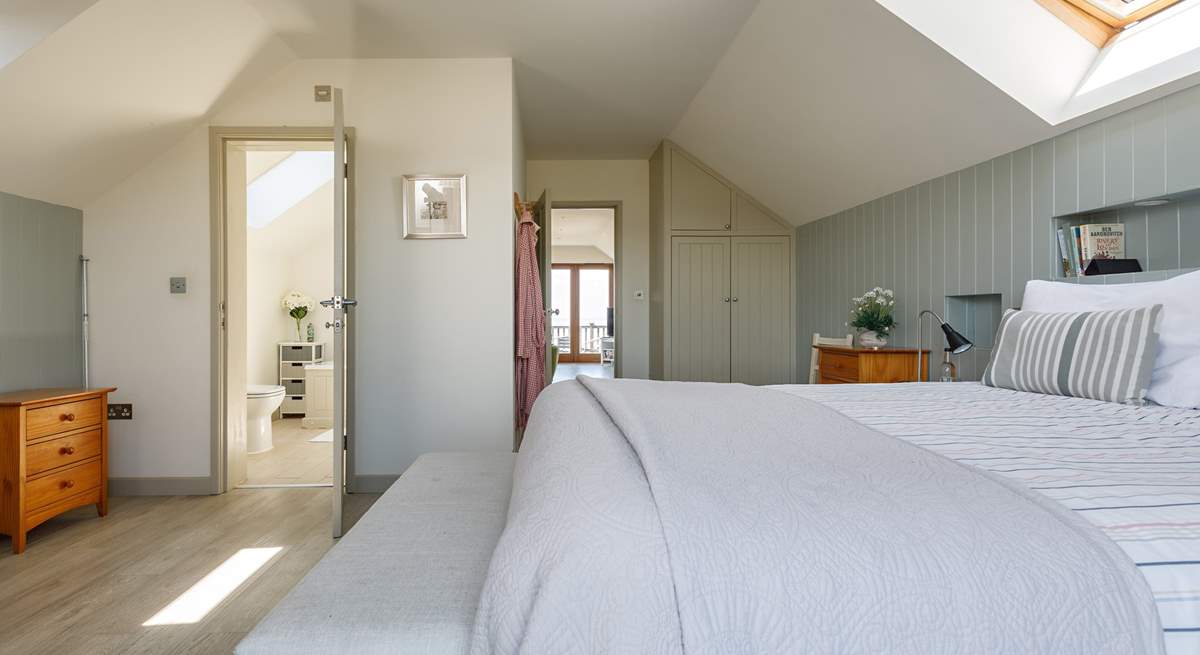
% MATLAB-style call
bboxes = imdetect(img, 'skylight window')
[1038,0,1187,47]
[1070,0,1182,25]
[246,151,334,229]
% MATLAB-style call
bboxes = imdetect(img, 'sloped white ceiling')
[670,0,1062,225]
[0,0,295,208]
[242,0,759,159]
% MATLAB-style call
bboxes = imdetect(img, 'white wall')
[246,180,334,387]
[85,59,518,482]
[526,160,649,378]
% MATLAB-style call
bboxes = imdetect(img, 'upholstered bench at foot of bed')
[236,452,515,655]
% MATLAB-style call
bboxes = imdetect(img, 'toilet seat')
[248,384,285,398]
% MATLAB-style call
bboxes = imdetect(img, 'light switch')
[170,277,187,294]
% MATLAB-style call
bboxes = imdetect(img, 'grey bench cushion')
[236,452,515,655]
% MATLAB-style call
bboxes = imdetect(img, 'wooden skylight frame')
[1035,0,1185,47]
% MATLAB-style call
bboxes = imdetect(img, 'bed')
[236,378,1199,654]
[472,377,1200,655]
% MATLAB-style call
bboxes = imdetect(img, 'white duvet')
[471,378,1164,654]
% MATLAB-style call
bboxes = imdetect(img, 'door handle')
[320,296,358,310]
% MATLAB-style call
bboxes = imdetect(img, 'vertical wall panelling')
[1105,111,1134,206]
[0,192,83,392]
[1146,203,1180,270]
[1132,100,1167,200]
[975,161,994,294]
[1183,201,1200,269]
[1011,148,1033,307]
[960,170,976,295]
[1166,86,1200,194]
[1053,132,1078,217]
[796,86,1200,382]
[993,155,1013,306]
[1077,122,1106,212]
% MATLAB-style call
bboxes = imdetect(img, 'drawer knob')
[61,480,75,489]
[60,446,77,455]
[61,413,76,422]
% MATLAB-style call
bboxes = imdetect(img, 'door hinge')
[343,163,349,179]
[218,301,226,329]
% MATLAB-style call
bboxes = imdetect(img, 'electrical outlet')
[108,403,133,420]
[170,277,187,294]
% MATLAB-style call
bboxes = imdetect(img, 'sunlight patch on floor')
[143,547,282,626]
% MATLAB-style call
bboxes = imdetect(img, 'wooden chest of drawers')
[816,346,929,384]
[0,388,117,554]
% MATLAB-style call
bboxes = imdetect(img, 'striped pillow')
[981,305,1163,405]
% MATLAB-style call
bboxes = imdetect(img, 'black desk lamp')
[917,310,973,382]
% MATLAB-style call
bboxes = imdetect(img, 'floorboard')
[243,418,332,487]
[0,489,378,655]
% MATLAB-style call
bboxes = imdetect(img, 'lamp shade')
[940,322,973,354]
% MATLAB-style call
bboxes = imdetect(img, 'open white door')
[532,190,552,386]
[320,87,354,538]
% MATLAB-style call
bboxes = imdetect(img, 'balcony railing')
[551,324,608,354]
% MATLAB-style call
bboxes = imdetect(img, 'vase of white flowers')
[849,287,895,349]
[282,291,315,341]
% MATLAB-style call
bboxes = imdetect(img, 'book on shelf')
[1080,223,1124,261]
[1056,228,1072,277]
[1057,223,1126,276]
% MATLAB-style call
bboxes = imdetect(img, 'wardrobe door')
[731,236,792,385]
[670,237,731,382]
[670,150,732,231]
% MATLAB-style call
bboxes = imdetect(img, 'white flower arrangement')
[282,291,315,341]
[848,287,897,339]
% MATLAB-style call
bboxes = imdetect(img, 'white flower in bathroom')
[282,291,315,341]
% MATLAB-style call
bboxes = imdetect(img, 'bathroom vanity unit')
[302,362,334,429]
[0,387,117,554]
[278,342,324,417]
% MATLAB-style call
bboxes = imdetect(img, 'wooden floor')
[0,489,377,654]
[243,419,331,487]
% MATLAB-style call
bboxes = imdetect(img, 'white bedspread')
[774,382,1200,655]
[473,378,1164,654]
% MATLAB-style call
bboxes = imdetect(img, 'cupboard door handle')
[61,446,77,455]
[732,297,739,302]
[723,224,730,230]
[723,297,730,303]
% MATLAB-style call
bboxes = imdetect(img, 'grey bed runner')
[472,378,1163,654]
[237,452,514,655]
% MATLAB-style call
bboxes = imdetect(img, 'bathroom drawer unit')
[278,342,324,417]
[0,387,117,554]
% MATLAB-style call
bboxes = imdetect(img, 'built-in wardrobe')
[649,140,794,384]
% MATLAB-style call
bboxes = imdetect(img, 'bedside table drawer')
[820,352,859,381]
[26,398,104,440]
[26,429,102,477]
[25,459,102,511]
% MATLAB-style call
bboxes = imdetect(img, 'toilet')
[246,385,286,454]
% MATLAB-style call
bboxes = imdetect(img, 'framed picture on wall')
[402,174,467,239]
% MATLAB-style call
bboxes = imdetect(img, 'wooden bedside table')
[0,387,118,553]
[816,346,929,384]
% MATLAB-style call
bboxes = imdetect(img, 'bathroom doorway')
[211,127,355,496]
[548,206,617,383]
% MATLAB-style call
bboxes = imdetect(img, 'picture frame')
[401,174,467,239]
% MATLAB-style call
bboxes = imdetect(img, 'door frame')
[551,263,614,363]
[547,201,623,377]
[207,126,357,495]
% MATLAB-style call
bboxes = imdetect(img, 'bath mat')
[308,430,333,443]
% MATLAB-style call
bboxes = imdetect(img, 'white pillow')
[1022,270,1200,409]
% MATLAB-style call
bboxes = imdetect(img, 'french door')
[550,264,613,363]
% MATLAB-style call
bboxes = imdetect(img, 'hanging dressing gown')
[515,208,546,428]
